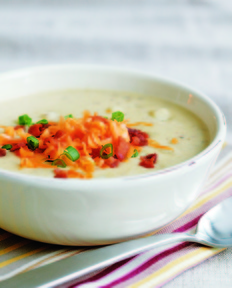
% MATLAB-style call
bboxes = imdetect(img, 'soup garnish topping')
[0,111,175,178]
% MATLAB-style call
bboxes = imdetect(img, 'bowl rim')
[0,64,227,186]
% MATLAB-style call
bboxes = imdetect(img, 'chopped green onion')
[104,116,108,119]
[18,114,32,125]
[63,146,80,161]
[64,114,73,120]
[36,119,48,125]
[100,143,113,159]
[111,111,124,122]
[52,159,67,168]
[131,149,139,158]
[2,144,12,150]
[27,136,39,150]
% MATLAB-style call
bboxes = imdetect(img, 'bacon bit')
[10,142,27,152]
[41,123,51,131]
[0,148,6,157]
[90,147,101,159]
[28,124,43,137]
[54,169,68,178]
[36,148,46,153]
[127,122,153,127]
[148,139,174,151]
[28,123,52,138]
[54,130,65,139]
[139,153,157,168]
[128,128,149,146]
[171,138,179,144]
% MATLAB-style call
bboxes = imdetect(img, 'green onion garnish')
[2,144,12,150]
[52,159,67,168]
[63,146,80,162]
[111,111,124,122]
[100,143,113,159]
[131,149,139,158]
[18,114,32,125]
[36,119,48,125]
[27,136,39,150]
[64,114,73,120]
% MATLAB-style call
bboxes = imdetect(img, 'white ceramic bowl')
[0,65,226,246]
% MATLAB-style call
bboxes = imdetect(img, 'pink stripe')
[71,215,201,288]
[202,172,232,194]
[100,243,192,288]
[158,248,222,287]
[173,214,203,233]
[72,183,232,288]
[101,191,232,288]
[70,257,135,287]
[157,186,232,235]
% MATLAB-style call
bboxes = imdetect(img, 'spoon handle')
[0,233,196,288]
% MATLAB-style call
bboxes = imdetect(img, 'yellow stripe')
[142,179,232,238]
[130,247,224,288]
[0,246,47,268]
[151,248,224,287]
[25,249,84,272]
[155,248,224,287]
[129,164,232,286]
[21,249,83,272]
[22,249,70,272]
[181,180,232,217]
[0,240,30,256]
[0,233,11,242]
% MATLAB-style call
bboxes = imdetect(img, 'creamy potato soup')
[0,90,210,178]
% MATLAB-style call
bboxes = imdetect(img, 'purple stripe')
[105,191,232,288]
[70,257,135,287]
[157,186,232,235]
[72,180,232,288]
[202,171,232,194]
[173,214,204,233]
[158,248,223,288]
[71,215,202,288]
[100,243,191,288]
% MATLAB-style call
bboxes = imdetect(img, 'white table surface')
[0,0,231,287]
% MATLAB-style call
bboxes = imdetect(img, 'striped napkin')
[0,150,231,287]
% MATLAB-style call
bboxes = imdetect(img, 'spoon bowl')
[196,197,232,247]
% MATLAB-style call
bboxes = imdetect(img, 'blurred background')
[0,0,231,144]
[0,0,232,286]
[0,0,231,135]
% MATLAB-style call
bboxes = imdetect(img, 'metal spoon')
[1,197,232,288]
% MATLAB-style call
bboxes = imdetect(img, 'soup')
[0,89,210,178]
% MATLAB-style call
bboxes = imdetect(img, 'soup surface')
[0,89,210,178]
